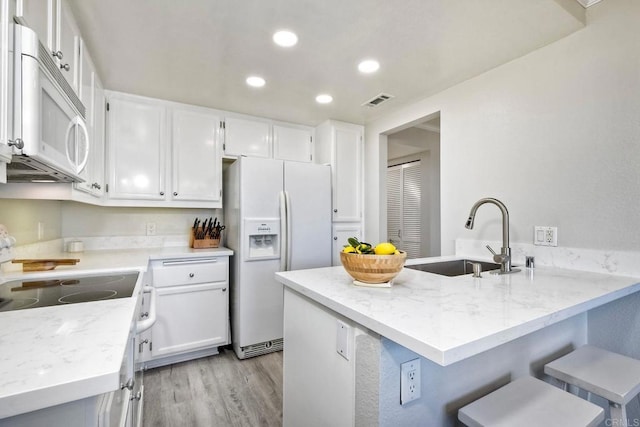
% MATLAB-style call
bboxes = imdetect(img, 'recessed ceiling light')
[358,59,380,74]
[273,30,298,47]
[316,94,333,104]
[246,76,266,88]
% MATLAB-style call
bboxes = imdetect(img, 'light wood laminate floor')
[143,347,283,427]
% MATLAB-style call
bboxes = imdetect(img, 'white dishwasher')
[142,256,230,368]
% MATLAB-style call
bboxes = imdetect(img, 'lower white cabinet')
[151,282,228,357]
[142,255,230,368]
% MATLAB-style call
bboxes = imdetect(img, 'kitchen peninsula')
[276,257,640,426]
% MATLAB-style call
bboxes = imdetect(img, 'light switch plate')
[534,226,557,247]
[336,320,350,360]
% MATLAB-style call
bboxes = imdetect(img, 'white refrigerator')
[223,157,332,359]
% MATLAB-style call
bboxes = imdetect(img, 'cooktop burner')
[0,272,139,312]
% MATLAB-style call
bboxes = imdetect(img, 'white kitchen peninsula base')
[276,261,640,426]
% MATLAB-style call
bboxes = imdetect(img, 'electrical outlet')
[534,226,557,247]
[400,358,421,405]
[146,222,157,236]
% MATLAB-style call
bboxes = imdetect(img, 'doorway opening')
[386,113,441,258]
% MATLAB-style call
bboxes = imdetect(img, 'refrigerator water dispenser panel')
[244,219,280,261]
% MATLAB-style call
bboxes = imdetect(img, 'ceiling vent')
[362,93,395,108]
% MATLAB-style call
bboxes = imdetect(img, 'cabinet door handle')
[8,138,24,149]
[334,237,338,240]
[60,63,70,71]
[222,288,227,292]
[333,209,338,213]
[173,192,178,196]
[52,50,63,59]
[159,191,165,196]
[162,258,218,266]
[189,273,195,278]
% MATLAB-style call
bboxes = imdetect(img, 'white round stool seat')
[458,376,604,427]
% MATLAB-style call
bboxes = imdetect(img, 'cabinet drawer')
[152,257,228,287]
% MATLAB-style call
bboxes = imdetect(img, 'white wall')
[0,199,219,246]
[60,202,219,238]
[365,0,640,255]
[0,199,62,244]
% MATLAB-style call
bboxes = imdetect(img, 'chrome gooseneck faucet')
[465,197,520,275]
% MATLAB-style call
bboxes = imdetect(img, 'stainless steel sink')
[405,259,501,277]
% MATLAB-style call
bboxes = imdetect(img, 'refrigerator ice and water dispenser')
[244,219,280,261]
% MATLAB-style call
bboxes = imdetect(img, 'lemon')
[394,250,401,255]
[343,246,356,253]
[374,242,396,255]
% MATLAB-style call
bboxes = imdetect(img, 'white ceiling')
[67,0,585,126]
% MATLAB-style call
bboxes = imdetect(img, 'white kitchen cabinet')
[273,124,313,163]
[144,256,230,368]
[55,0,79,90]
[222,116,271,158]
[106,93,166,201]
[315,120,364,223]
[332,223,362,266]
[105,91,223,208]
[73,43,104,197]
[0,0,16,182]
[171,107,222,203]
[151,283,228,358]
[16,0,80,92]
[15,0,53,50]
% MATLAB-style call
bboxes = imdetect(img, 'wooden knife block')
[190,228,220,249]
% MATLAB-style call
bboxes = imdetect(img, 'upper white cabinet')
[73,43,104,198]
[273,124,313,163]
[222,117,314,163]
[15,0,52,50]
[107,93,166,201]
[171,108,222,203]
[315,120,364,222]
[105,92,222,208]
[56,0,79,90]
[16,0,80,92]
[222,116,271,158]
[0,0,15,182]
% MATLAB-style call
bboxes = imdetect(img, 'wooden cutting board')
[12,258,80,272]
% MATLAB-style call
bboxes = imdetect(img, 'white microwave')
[7,24,88,183]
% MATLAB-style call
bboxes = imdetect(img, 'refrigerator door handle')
[279,191,288,271]
[285,190,293,271]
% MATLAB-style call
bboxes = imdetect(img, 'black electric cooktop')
[0,272,139,312]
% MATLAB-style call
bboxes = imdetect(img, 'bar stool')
[458,376,604,426]
[545,345,640,427]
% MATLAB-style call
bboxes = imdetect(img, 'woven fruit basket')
[340,251,407,284]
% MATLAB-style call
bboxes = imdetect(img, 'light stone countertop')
[0,245,233,419]
[275,255,640,366]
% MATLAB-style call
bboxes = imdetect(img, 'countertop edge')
[276,270,640,367]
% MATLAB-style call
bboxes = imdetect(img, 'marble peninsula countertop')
[275,256,640,366]
[0,246,233,419]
